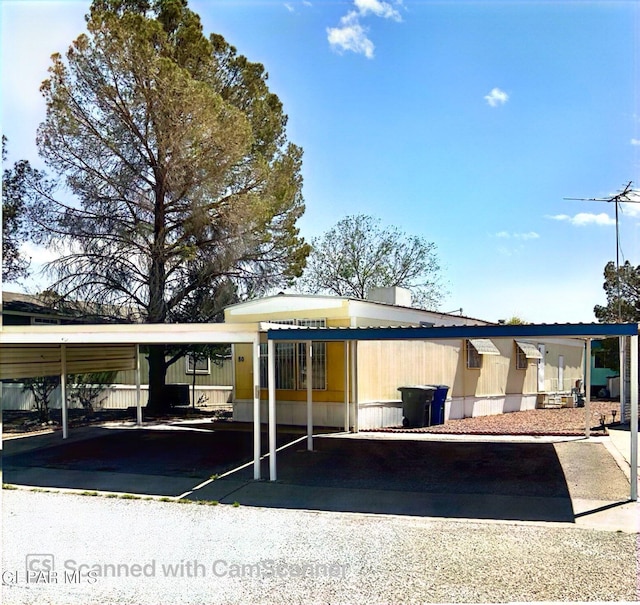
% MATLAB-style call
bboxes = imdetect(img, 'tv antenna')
[564,181,639,321]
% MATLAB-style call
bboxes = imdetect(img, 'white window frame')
[466,339,482,369]
[186,354,211,375]
[516,346,528,370]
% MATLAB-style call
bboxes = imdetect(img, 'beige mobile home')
[226,288,585,429]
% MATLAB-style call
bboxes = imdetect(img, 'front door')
[537,344,546,391]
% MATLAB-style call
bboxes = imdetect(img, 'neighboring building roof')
[2,291,139,324]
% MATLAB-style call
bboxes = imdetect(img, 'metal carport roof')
[264,322,639,501]
[1,321,637,502]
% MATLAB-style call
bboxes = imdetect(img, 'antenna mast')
[564,181,638,322]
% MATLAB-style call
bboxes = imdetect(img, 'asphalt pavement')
[2,421,638,531]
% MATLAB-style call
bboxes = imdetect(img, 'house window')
[186,354,211,375]
[466,340,482,369]
[514,341,543,370]
[593,351,608,369]
[465,339,500,369]
[259,319,327,390]
[31,317,60,325]
[259,342,296,389]
[297,342,327,390]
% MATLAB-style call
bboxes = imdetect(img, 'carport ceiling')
[0,323,261,380]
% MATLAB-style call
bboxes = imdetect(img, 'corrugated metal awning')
[0,344,138,380]
[515,340,543,359]
[468,338,500,355]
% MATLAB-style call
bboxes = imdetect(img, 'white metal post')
[585,339,591,439]
[268,339,277,481]
[306,341,313,451]
[352,340,359,433]
[619,336,626,423]
[61,344,68,439]
[344,341,350,431]
[630,334,638,501]
[253,338,261,480]
[135,344,142,427]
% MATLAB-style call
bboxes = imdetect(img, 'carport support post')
[585,339,592,439]
[352,340,359,433]
[306,341,313,451]
[630,334,638,501]
[619,336,626,423]
[253,338,261,480]
[135,344,142,427]
[268,339,277,481]
[344,341,349,431]
[60,344,68,439]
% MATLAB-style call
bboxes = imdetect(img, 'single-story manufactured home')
[1,301,638,497]
[226,288,586,429]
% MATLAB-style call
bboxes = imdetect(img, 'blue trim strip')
[267,323,638,341]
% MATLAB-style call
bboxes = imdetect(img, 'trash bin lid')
[398,385,437,392]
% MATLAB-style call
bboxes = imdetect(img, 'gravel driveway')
[2,490,638,604]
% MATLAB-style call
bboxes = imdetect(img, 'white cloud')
[548,213,615,227]
[631,138,640,146]
[484,87,509,107]
[354,0,402,21]
[19,241,62,265]
[327,0,402,58]
[327,20,375,59]
[495,231,539,240]
[284,3,294,12]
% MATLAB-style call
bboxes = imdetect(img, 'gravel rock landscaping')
[370,401,623,436]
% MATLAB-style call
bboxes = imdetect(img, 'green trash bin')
[398,386,436,428]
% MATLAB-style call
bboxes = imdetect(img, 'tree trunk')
[146,345,170,414]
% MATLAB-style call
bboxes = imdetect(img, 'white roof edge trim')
[0,323,261,345]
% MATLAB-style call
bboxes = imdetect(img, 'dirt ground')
[1,406,229,435]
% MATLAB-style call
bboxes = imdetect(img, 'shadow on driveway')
[3,428,630,523]
[200,437,576,522]
[2,425,291,496]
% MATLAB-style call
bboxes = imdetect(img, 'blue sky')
[2,0,639,323]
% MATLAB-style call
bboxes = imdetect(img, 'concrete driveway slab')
[2,426,635,529]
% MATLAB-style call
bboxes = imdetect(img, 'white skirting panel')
[446,394,537,419]
[357,401,403,430]
[236,393,539,429]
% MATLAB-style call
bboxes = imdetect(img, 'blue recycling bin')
[429,385,449,426]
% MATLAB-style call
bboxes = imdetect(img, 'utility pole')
[565,182,639,423]
[565,181,638,322]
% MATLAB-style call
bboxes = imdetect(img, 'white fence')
[1,383,232,411]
